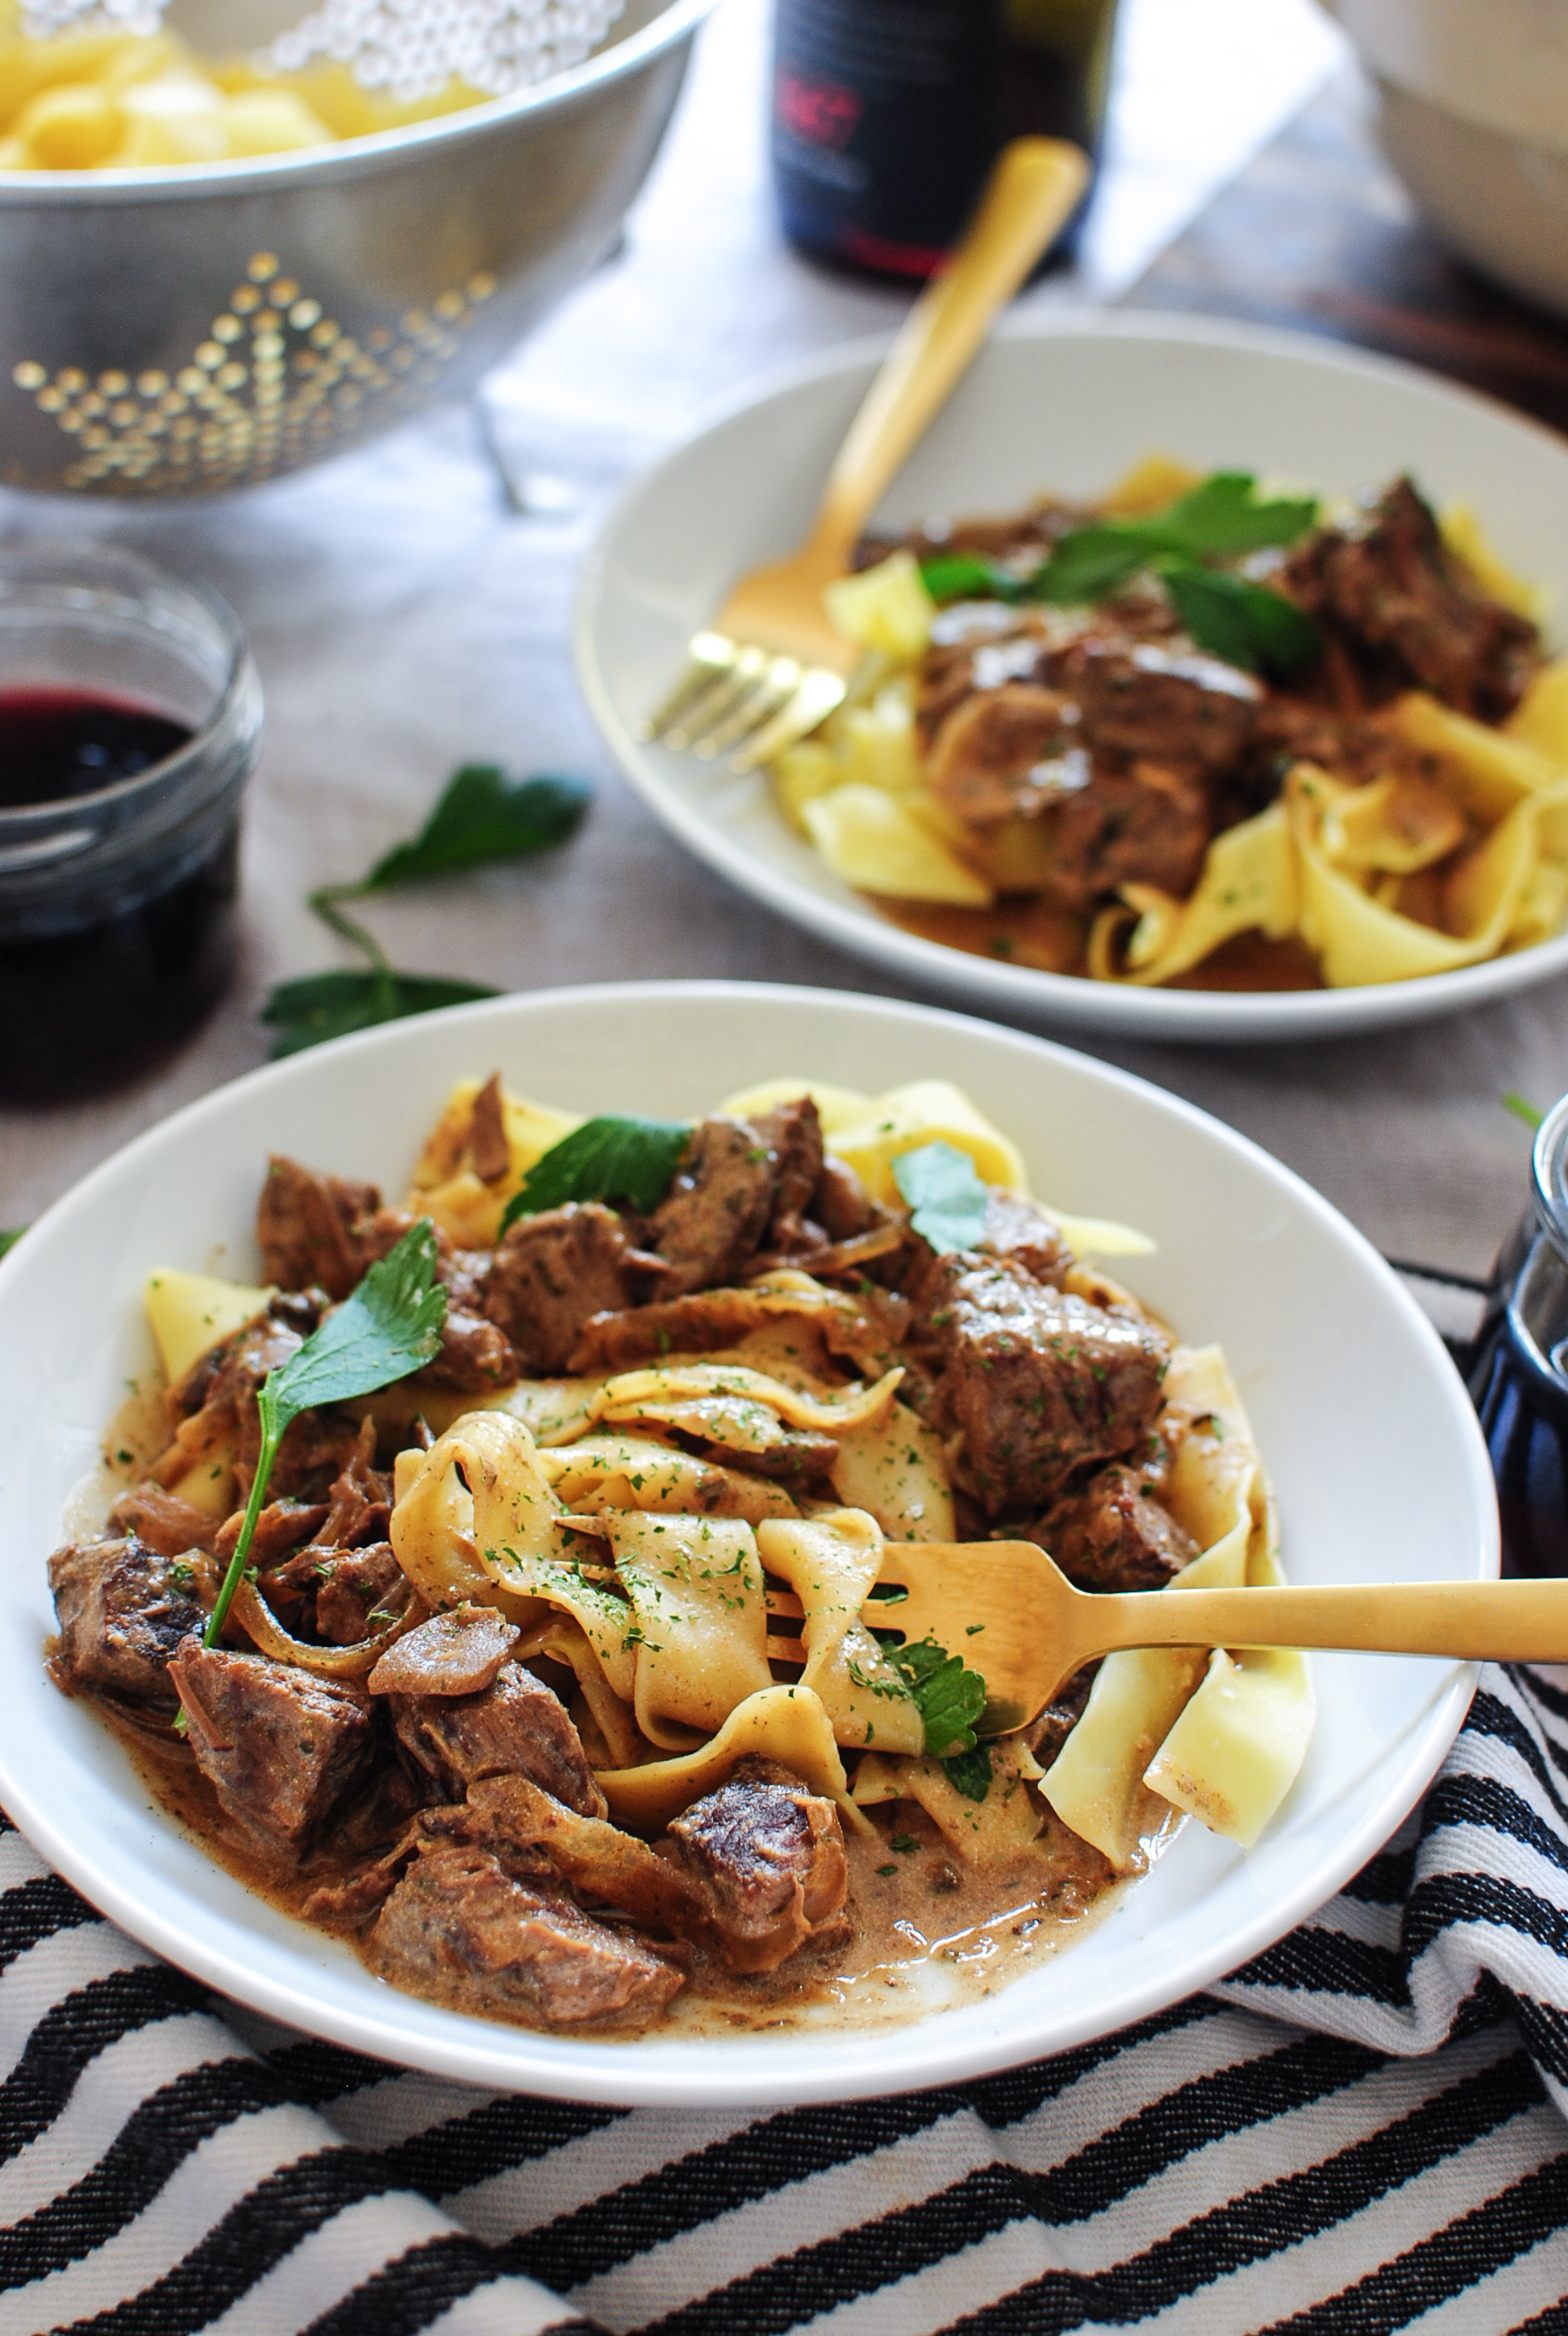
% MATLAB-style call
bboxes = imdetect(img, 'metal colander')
[20,0,625,103]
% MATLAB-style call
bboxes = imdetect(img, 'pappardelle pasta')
[774,459,1568,993]
[47,1073,1312,2035]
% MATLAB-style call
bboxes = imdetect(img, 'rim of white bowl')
[0,0,715,201]
[575,309,1568,1048]
[0,980,1496,2103]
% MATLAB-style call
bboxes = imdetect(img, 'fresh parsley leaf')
[883,1634,989,1760]
[1162,565,1321,678]
[1025,526,1150,606]
[500,1114,691,1232]
[364,767,590,889]
[1020,473,1320,628]
[892,1141,990,1256]
[262,969,498,1057]
[1153,471,1318,558]
[941,1743,994,1803]
[204,1221,446,1645]
[919,552,1017,605]
[0,1227,24,1260]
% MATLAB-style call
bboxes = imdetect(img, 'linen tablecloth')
[6,2,1568,2326]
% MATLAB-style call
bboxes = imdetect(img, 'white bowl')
[1326,0,1568,321]
[576,312,1568,1044]
[0,981,1495,2105]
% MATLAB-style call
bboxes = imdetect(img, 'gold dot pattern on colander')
[8,250,498,491]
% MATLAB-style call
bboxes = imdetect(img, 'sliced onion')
[231,1576,425,1679]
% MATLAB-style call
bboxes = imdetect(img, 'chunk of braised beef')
[927,683,1088,825]
[813,1153,877,1242]
[439,1773,707,1942]
[215,1497,329,1571]
[106,1484,221,1557]
[1035,1460,1197,1592]
[172,1312,365,1504]
[368,1604,519,1698]
[1280,476,1541,720]
[662,1757,849,1974]
[256,1155,382,1300]
[1040,762,1211,910]
[1055,638,1261,779]
[371,1840,683,2027]
[313,1543,407,1644]
[754,1096,825,1256]
[468,1072,511,1185]
[483,1202,642,1373]
[166,1637,377,1853]
[421,1305,518,1393]
[49,1536,207,1712]
[923,1259,1169,1512]
[386,1658,608,1818]
[644,1116,777,1295]
[572,1285,795,1373]
[1024,1662,1099,1770]
[699,1425,840,1484]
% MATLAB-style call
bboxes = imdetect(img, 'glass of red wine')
[0,544,261,1100]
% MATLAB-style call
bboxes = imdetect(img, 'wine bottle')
[771,0,1119,282]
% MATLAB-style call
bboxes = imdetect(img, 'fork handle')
[1081,1577,1568,1666]
[808,136,1090,567]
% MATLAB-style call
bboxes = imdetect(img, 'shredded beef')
[313,1544,406,1644]
[371,1840,683,2026]
[1280,476,1540,720]
[922,1258,1169,1512]
[813,1153,877,1241]
[644,1116,777,1294]
[483,1202,641,1372]
[106,1485,220,1557]
[256,1156,382,1300]
[468,1073,511,1185]
[1036,1461,1197,1592]
[49,1537,207,1713]
[755,1097,826,1255]
[167,1637,377,1853]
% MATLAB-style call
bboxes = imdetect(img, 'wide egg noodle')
[595,1683,874,1835]
[600,1511,773,1749]
[1087,802,1299,991]
[390,1411,636,1704]
[853,1740,1046,1862]
[513,1614,644,1770]
[828,1400,955,1541]
[1289,764,1544,986]
[536,1430,799,1525]
[589,1362,906,1448]
[755,1510,924,1754]
[1040,1346,1311,1869]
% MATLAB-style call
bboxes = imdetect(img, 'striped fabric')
[5,1657,1567,2335]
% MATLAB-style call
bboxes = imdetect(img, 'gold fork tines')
[643,136,1091,776]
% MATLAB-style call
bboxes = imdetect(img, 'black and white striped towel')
[5,1654,1567,2336]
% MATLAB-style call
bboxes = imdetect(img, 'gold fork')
[765,1541,1568,1732]
[643,135,1091,774]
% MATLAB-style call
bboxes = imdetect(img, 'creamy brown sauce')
[110,1709,1141,2038]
